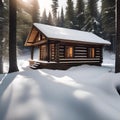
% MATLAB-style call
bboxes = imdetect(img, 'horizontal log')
[59,52,64,54]
[74,53,87,55]
[75,48,87,51]
[74,56,88,58]
[96,56,101,58]
[59,53,64,55]
[59,49,64,52]
[74,55,88,58]
[74,50,87,52]
[59,56,65,58]
[60,58,100,61]
[59,61,101,64]
[59,61,100,63]
[96,51,101,53]
[96,48,101,50]
[95,54,101,56]
[59,46,64,48]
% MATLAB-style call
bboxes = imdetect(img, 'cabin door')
[40,45,47,61]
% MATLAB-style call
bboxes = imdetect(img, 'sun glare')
[38,0,52,15]
[22,0,28,2]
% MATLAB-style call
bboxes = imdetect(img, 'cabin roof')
[33,23,110,45]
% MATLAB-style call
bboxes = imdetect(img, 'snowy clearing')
[0,51,120,120]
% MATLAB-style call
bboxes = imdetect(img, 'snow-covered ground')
[0,51,120,120]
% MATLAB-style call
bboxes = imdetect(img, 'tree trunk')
[0,0,4,73]
[115,0,120,73]
[8,0,19,73]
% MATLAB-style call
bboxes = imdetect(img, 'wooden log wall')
[74,46,87,58]
[59,45,65,59]
[50,44,55,61]
[58,43,103,65]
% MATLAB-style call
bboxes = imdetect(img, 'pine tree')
[51,0,58,25]
[75,0,85,30]
[101,0,115,33]
[17,10,32,49]
[115,0,120,73]
[56,12,61,26]
[60,7,65,27]
[17,0,40,23]
[48,12,53,25]
[41,9,48,24]
[101,0,115,51]
[86,0,98,19]
[84,0,101,35]
[0,0,9,73]
[0,0,4,73]
[65,0,75,28]
[16,0,40,50]
[31,0,40,22]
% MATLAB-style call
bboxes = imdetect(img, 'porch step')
[30,62,41,69]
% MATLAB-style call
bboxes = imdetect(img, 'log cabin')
[24,23,110,69]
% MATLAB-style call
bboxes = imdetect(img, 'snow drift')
[0,64,120,120]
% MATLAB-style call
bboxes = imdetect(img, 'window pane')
[88,48,95,58]
[66,46,73,58]
[91,48,95,58]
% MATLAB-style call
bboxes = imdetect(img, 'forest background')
[0,0,115,73]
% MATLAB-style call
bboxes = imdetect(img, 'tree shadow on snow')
[116,85,120,95]
[0,73,17,120]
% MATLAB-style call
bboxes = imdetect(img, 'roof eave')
[48,37,111,46]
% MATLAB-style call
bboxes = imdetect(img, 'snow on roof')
[34,23,110,45]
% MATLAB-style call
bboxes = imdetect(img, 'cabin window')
[88,48,95,58]
[66,46,73,58]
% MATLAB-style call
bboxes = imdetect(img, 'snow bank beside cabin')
[0,64,120,120]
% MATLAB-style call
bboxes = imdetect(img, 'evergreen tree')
[86,0,98,19]
[84,0,101,35]
[3,0,9,58]
[101,0,115,51]
[16,0,40,50]
[56,12,61,26]
[0,0,9,73]
[75,0,85,30]
[51,0,58,25]
[0,0,4,73]
[48,12,53,25]
[17,10,32,49]
[115,0,120,73]
[60,7,65,27]
[41,9,48,24]
[65,0,75,28]
[9,0,19,73]
[17,0,40,23]
[31,0,40,22]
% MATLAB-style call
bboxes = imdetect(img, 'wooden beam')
[31,46,34,60]
[46,40,50,62]
[55,42,60,63]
